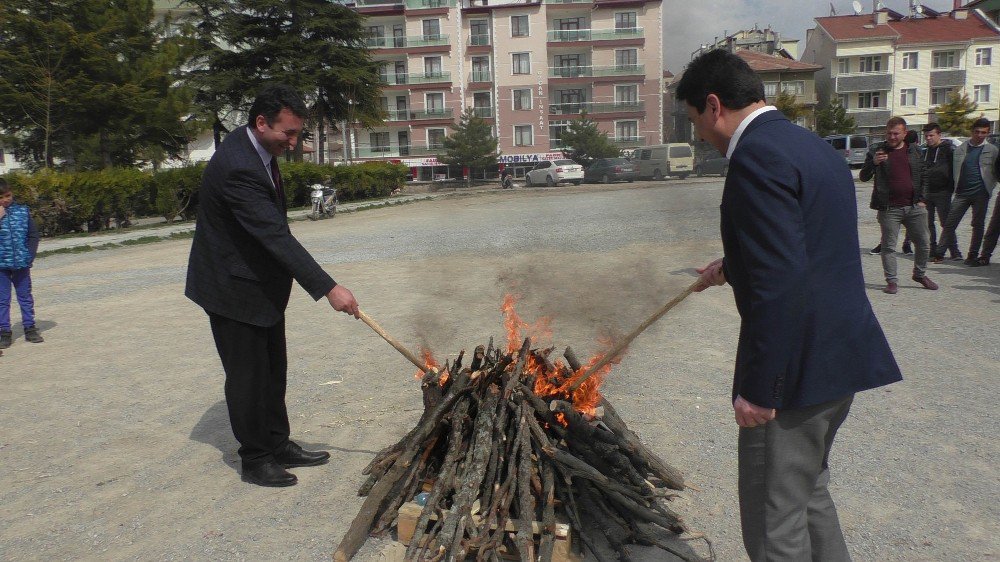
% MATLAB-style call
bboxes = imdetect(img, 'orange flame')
[501,294,554,354]
[416,348,449,386]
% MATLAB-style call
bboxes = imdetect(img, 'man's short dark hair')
[922,123,941,133]
[0,177,9,195]
[971,118,991,131]
[247,84,309,127]
[675,50,765,113]
[886,116,907,129]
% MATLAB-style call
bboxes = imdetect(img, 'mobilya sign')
[498,152,564,164]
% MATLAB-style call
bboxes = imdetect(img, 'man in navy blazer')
[186,84,360,487]
[676,50,902,560]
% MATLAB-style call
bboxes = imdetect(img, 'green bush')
[152,164,204,222]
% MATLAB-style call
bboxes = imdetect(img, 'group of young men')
[862,117,1000,294]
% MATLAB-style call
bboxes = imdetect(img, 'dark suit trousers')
[739,395,854,562]
[208,312,290,465]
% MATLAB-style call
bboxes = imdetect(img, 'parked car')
[584,157,636,183]
[524,159,584,186]
[633,143,694,180]
[822,134,869,167]
[696,155,729,176]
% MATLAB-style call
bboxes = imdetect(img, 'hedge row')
[4,160,408,236]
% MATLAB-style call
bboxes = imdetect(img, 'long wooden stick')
[359,309,428,373]
[568,281,699,391]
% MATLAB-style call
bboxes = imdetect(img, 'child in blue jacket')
[0,177,43,348]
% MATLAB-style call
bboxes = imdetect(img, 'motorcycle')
[309,183,338,220]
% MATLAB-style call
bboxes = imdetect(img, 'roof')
[734,49,823,72]
[815,12,1000,44]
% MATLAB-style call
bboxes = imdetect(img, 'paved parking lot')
[1,178,996,561]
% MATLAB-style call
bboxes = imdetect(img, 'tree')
[185,0,384,160]
[439,108,498,187]
[774,90,808,126]
[558,112,621,167]
[0,0,199,170]
[814,99,856,137]
[935,92,979,136]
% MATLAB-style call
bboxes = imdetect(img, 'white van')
[822,134,869,167]
[633,144,695,180]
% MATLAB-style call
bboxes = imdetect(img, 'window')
[550,121,570,146]
[616,121,637,140]
[615,49,637,69]
[512,53,530,74]
[837,94,849,108]
[473,92,492,118]
[424,56,442,77]
[899,88,916,106]
[614,12,637,30]
[471,56,490,81]
[514,125,533,146]
[764,82,778,97]
[428,128,446,148]
[470,19,489,45]
[976,48,992,66]
[858,56,882,73]
[422,19,440,39]
[856,91,883,108]
[615,85,637,104]
[782,81,804,95]
[974,84,991,103]
[513,88,532,110]
[901,52,918,70]
[932,51,958,69]
[425,92,444,113]
[837,58,850,74]
[931,87,955,105]
[370,132,390,153]
[511,15,529,37]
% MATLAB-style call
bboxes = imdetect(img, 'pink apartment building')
[351,0,664,179]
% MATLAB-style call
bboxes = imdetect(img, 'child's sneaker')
[24,327,44,344]
[0,330,11,349]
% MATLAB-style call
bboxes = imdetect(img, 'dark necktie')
[270,157,286,211]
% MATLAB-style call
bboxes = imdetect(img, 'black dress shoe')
[275,442,330,468]
[242,461,298,487]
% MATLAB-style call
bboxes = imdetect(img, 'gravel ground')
[1,178,997,561]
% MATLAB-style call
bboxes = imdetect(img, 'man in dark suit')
[676,50,902,560]
[186,84,360,487]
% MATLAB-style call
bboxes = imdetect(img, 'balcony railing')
[384,108,454,121]
[469,33,491,46]
[470,70,492,82]
[544,0,591,4]
[353,144,444,158]
[356,0,402,6]
[379,71,452,85]
[473,107,494,118]
[549,139,569,150]
[365,34,449,48]
[405,0,455,7]
[548,64,644,78]
[548,101,644,115]
[613,136,643,147]
[546,27,643,42]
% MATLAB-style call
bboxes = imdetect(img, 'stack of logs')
[334,338,703,562]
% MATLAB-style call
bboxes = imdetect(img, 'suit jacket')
[185,126,336,327]
[859,141,927,210]
[720,111,901,410]
[952,140,999,196]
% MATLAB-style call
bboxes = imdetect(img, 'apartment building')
[803,5,1000,134]
[353,0,664,179]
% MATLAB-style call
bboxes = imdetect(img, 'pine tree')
[558,112,621,167]
[935,92,979,136]
[439,108,499,187]
[774,91,808,126]
[814,99,856,137]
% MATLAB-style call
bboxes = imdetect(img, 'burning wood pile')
[335,297,705,562]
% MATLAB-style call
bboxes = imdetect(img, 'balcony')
[384,108,454,121]
[930,69,966,88]
[544,0,591,3]
[546,27,643,43]
[379,71,452,86]
[549,101,644,115]
[549,139,569,150]
[473,107,494,118]
[356,0,402,5]
[470,70,492,82]
[468,33,491,46]
[353,144,444,158]
[845,108,892,128]
[834,72,891,93]
[548,64,644,79]
[613,136,643,148]
[365,34,449,49]
[405,0,455,7]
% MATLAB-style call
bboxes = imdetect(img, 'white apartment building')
[802,5,1000,133]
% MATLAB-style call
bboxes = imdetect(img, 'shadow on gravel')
[5,319,57,343]
[190,400,240,472]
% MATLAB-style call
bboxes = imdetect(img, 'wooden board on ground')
[396,502,581,561]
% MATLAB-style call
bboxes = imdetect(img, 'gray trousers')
[935,193,990,259]
[878,205,930,282]
[739,395,854,562]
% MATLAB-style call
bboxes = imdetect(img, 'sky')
[663,0,963,74]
